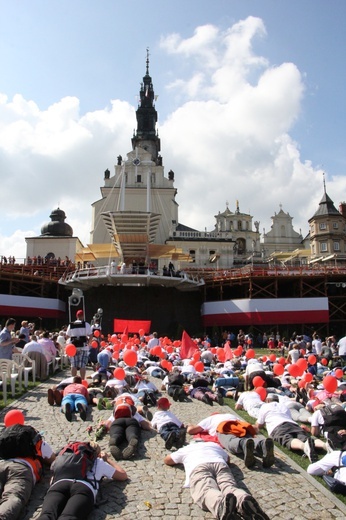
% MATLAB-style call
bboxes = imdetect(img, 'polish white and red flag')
[201,298,329,327]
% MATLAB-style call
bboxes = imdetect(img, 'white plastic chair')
[0,359,23,403]
[12,353,36,387]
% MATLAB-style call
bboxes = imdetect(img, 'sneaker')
[202,394,213,406]
[64,403,72,422]
[142,405,153,421]
[165,431,176,450]
[77,403,87,421]
[325,439,334,454]
[233,388,239,402]
[53,390,62,406]
[47,389,55,406]
[244,438,255,468]
[122,438,138,459]
[110,445,122,460]
[303,437,318,463]
[262,437,275,468]
[176,427,187,448]
[238,495,270,520]
[217,390,224,406]
[217,492,236,520]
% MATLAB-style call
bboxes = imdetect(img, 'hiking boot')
[77,403,87,421]
[110,445,122,460]
[238,495,270,520]
[64,403,72,422]
[54,390,62,406]
[303,437,318,463]
[244,438,255,468]
[47,389,55,406]
[165,431,176,450]
[142,405,153,421]
[202,394,213,406]
[176,427,187,448]
[217,492,236,520]
[172,388,180,402]
[122,438,138,459]
[262,437,275,468]
[217,390,224,406]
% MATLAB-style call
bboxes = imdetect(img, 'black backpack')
[321,404,346,450]
[0,424,41,460]
[323,451,346,495]
[52,442,98,484]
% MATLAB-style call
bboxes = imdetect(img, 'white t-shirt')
[107,411,145,424]
[135,380,158,392]
[338,337,346,356]
[197,413,238,436]
[310,409,325,432]
[145,366,164,376]
[288,349,300,363]
[170,442,228,487]
[105,378,128,389]
[151,410,182,431]
[245,361,264,376]
[307,450,346,484]
[51,457,115,501]
[257,402,296,435]
[237,391,262,411]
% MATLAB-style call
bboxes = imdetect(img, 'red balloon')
[323,375,338,394]
[195,361,205,372]
[138,328,145,336]
[300,349,306,356]
[152,346,163,357]
[262,356,267,362]
[111,334,118,344]
[193,351,201,361]
[113,367,125,380]
[298,379,306,388]
[255,386,267,401]
[217,348,225,361]
[81,379,89,388]
[269,354,277,362]
[278,357,286,366]
[90,340,98,349]
[4,409,25,427]
[121,334,128,343]
[65,344,77,357]
[252,376,265,387]
[93,330,101,338]
[288,364,300,377]
[321,358,328,366]
[112,351,119,360]
[245,349,255,359]
[304,372,313,383]
[296,358,308,371]
[335,368,344,379]
[166,346,173,354]
[123,350,137,367]
[308,355,317,365]
[165,361,173,371]
[273,363,284,376]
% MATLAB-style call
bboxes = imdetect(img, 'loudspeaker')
[68,288,83,306]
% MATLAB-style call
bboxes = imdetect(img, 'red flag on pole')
[224,341,233,361]
[180,330,198,359]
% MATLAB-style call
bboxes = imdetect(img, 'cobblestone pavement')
[1,369,345,520]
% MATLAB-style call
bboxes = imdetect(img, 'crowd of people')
[0,316,346,519]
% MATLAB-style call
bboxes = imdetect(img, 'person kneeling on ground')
[164,440,270,520]
[151,397,186,450]
[37,442,127,520]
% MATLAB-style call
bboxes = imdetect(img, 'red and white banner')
[0,294,66,319]
[201,298,329,327]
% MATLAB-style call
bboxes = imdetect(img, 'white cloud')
[0,16,339,261]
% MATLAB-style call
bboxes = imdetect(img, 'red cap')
[157,397,171,410]
[76,310,84,318]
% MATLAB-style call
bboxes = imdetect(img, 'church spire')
[131,48,161,162]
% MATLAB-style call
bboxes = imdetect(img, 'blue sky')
[0,0,345,259]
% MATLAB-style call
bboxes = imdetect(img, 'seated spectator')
[164,440,270,520]
[38,331,57,363]
[151,397,186,450]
